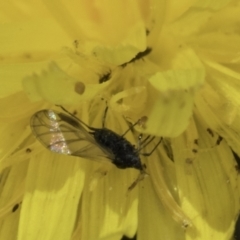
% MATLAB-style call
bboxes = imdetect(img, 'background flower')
[0,0,240,240]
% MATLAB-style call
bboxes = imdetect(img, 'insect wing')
[30,109,111,160]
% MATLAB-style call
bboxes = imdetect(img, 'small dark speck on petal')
[186,158,193,164]
[12,203,19,212]
[216,136,223,145]
[75,82,85,95]
[194,139,198,145]
[207,128,214,137]
[26,148,32,153]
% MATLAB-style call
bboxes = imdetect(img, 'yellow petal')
[173,116,239,239]
[18,153,85,240]
[193,0,232,10]
[77,167,138,240]
[22,63,108,105]
[194,33,240,63]
[0,0,51,22]
[165,0,197,23]
[201,4,240,33]
[195,61,240,156]
[0,161,27,240]
[42,0,147,47]
[0,18,71,56]
[0,92,40,121]
[138,142,191,239]
[0,16,71,97]
[143,48,205,137]
[165,9,212,37]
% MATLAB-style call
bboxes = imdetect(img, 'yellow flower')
[0,1,240,240]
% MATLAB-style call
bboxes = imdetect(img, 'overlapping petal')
[0,0,240,240]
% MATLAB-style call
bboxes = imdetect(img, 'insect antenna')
[121,120,141,137]
[102,105,141,136]
[55,105,96,131]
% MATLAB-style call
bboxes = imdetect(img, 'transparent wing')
[30,109,113,161]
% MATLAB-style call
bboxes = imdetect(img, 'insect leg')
[55,105,95,130]
[56,105,82,121]
[140,137,162,156]
[137,134,156,152]
[128,170,147,191]
[138,135,152,149]
[136,134,143,150]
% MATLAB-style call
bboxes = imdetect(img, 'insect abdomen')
[92,128,143,170]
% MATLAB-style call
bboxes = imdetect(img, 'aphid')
[121,47,152,67]
[99,71,111,84]
[30,106,162,189]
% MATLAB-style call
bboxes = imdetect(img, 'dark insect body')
[30,106,162,188]
[92,128,143,170]
[121,47,152,67]
[99,71,111,84]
